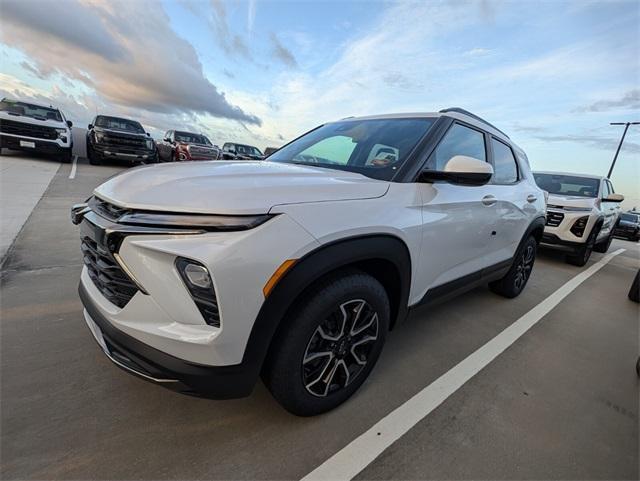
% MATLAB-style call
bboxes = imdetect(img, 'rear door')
[480,136,532,266]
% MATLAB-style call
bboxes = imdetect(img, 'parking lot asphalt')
[1,154,638,480]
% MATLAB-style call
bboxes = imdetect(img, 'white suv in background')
[72,108,546,415]
[534,172,623,266]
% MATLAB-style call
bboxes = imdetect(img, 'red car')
[157,130,222,162]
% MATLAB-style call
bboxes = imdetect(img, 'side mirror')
[164,138,171,143]
[146,132,150,137]
[604,193,624,202]
[419,155,493,186]
[88,124,93,129]
[66,120,73,128]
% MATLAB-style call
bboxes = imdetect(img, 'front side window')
[491,138,519,184]
[269,118,435,181]
[428,123,486,171]
[533,173,600,198]
[95,116,144,134]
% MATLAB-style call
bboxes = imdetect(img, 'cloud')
[533,133,640,154]
[270,33,298,67]
[207,0,252,59]
[1,0,260,125]
[574,89,640,113]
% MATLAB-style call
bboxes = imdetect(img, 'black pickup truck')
[86,115,157,165]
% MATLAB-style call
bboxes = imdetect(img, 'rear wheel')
[489,236,537,298]
[263,270,390,416]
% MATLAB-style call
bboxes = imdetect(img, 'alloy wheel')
[514,244,535,290]
[302,299,379,397]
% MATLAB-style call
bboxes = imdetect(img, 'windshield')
[534,173,600,198]
[621,213,639,222]
[175,132,211,145]
[0,99,62,122]
[236,144,262,156]
[268,118,435,181]
[95,116,144,134]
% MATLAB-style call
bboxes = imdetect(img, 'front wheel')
[263,270,390,416]
[489,236,537,298]
[594,228,614,253]
[566,226,598,266]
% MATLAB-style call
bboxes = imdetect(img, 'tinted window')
[429,123,486,170]
[95,116,144,133]
[601,181,610,198]
[621,213,639,222]
[491,138,518,183]
[533,173,600,197]
[269,118,435,181]
[0,99,62,122]
[175,131,211,145]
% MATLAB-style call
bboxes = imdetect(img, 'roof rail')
[439,107,509,139]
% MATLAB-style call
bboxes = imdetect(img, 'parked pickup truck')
[157,130,222,162]
[0,97,73,162]
[86,115,157,166]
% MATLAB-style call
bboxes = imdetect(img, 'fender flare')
[240,234,412,378]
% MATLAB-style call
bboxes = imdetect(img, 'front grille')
[0,118,58,140]
[546,211,564,227]
[189,146,219,158]
[82,237,138,308]
[89,196,131,222]
[103,133,147,149]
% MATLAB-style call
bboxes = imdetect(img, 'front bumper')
[0,133,71,154]
[540,208,596,251]
[92,142,155,161]
[80,282,256,398]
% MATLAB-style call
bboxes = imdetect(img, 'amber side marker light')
[263,259,297,298]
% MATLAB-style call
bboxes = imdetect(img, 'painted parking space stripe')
[301,248,625,481]
[68,155,78,179]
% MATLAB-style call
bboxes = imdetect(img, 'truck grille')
[189,146,220,158]
[81,237,138,308]
[0,118,58,140]
[546,211,564,227]
[102,132,147,148]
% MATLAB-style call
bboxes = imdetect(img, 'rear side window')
[428,123,486,170]
[491,138,519,184]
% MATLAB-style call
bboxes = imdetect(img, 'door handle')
[482,195,497,206]
[526,194,537,203]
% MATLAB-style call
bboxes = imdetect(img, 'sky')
[1,0,639,206]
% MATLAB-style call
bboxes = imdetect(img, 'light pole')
[607,121,640,178]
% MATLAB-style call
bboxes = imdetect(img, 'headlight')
[570,216,589,237]
[145,139,154,150]
[118,212,274,231]
[562,206,592,212]
[94,132,105,143]
[55,128,68,142]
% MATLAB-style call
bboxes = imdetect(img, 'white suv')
[534,172,623,266]
[72,108,546,415]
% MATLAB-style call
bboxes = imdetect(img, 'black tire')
[489,236,537,298]
[566,225,599,266]
[628,270,639,303]
[594,228,614,253]
[262,269,390,416]
[87,145,101,165]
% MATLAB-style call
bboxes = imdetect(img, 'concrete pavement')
[0,155,638,480]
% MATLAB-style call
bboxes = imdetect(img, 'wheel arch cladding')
[241,234,412,380]
[528,216,546,243]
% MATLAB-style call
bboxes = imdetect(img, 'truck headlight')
[146,139,154,150]
[55,128,68,142]
[570,216,589,237]
[94,132,105,143]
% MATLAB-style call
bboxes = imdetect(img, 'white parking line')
[68,155,78,179]
[301,248,626,481]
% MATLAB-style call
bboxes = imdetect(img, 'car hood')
[94,161,389,215]
[546,193,596,209]
[0,110,67,129]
